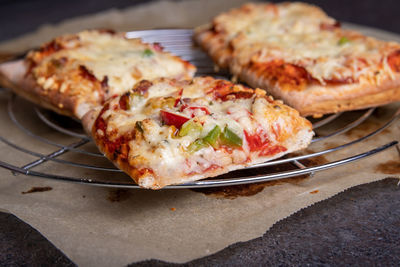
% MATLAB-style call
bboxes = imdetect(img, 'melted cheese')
[210,2,400,86]
[235,28,391,84]
[215,2,333,43]
[28,30,195,118]
[60,31,192,96]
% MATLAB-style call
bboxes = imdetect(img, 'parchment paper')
[0,1,399,266]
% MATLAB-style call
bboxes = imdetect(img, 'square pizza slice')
[83,77,314,189]
[195,2,400,117]
[0,29,196,119]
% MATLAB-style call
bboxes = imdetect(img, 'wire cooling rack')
[0,29,399,189]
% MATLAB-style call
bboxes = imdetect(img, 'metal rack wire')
[0,29,399,189]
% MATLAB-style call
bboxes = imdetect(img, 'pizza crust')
[238,65,400,116]
[194,23,233,68]
[0,60,79,117]
[0,60,94,118]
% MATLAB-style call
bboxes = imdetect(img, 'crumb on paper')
[309,190,319,194]
[21,186,53,194]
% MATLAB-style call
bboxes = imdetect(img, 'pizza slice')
[83,77,314,189]
[195,2,400,117]
[0,29,196,119]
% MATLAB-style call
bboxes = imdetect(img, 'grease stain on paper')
[192,175,309,199]
[21,186,53,194]
[375,160,400,174]
[193,152,328,199]
[107,189,131,202]
[345,114,391,139]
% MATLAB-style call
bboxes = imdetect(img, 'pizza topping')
[178,119,203,137]
[135,121,144,133]
[259,144,287,157]
[180,105,211,115]
[79,65,97,82]
[320,21,340,31]
[186,124,242,153]
[101,76,109,90]
[133,80,153,96]
[220,126,243,147]
[203,125,221,148]
[152,42,164,52]
[388,50,400,72]
[249,61,312,90]
[119,92,130,110]
[142,48,154,57]
[337,36,350,45]
[187,139,208,153]
[160,110,190,128]
[39,40,64,57]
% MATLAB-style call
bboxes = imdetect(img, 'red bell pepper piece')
[160,110,190,128]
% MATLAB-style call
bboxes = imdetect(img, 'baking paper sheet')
[0,0,399,266]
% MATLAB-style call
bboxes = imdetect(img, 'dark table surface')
[1,0,400,266]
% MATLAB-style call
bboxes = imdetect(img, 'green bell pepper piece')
[220,126,242,147]
[203,125,221,148]
[179,120,202,137]
[143,49,154,57]
[338,37,349,45]
[187,139,207,153]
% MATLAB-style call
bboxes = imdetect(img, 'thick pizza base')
[0,60,88,118]
[239,67,400,117]
[194,23,233,69]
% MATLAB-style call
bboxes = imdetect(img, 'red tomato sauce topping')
[244,130,287,156]
[388,50,400,72]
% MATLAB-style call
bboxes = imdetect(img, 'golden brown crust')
[0,60,78,117]
[239,65,400,116]
[194,24,233,68]
[299,86,400,117]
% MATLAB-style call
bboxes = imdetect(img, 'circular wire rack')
[0,29,399,189]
